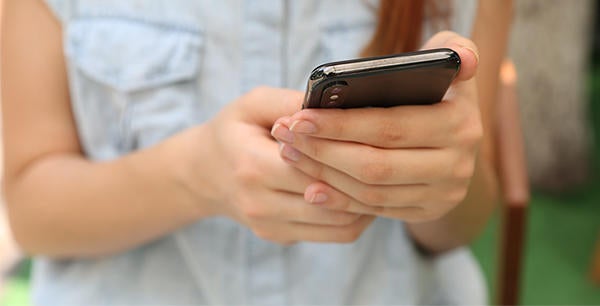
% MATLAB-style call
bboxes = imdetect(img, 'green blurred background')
[470,24,600,303]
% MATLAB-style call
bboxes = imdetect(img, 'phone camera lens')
[321,81,348,108]
[331,87,343,94]
[326,100,338,106]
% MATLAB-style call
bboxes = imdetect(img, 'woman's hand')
[271,32,482,223]
[183,87,374,245]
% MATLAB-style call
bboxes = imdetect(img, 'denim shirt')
[36,1,481,305]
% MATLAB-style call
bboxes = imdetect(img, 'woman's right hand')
[2,0,373,256]
[178,87,374,245]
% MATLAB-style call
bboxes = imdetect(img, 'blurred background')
[2,0,600,305]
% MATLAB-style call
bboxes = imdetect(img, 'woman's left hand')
[271,31,482,223]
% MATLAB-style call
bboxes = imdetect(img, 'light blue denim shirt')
[36,1,484,305]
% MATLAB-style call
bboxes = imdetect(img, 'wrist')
[156,124,220,220]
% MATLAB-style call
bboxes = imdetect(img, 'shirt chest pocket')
[66,17,204,154]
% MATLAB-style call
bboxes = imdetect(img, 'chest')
[62,0,378,157]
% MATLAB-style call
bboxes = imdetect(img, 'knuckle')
[446,185,469,206]
[249,86,270,99]
[323,111,349,139]
[233,155,263,186]
[444,103,463,128]
[240,201,270,220]
[311,143,324,161]
[302,139,321,160]
[437,30,457,38]
[337,227,362,243]
[331,118,346,139]
[334,195,353,211]
[418,159,441,182]
[415,208,445,223]
[458,116,483,147]
[377,120,402,145]
[333,212,361,226]
[311,162,327,181]
[452,157,476,180]
[357,188,387,206]
[358,153,393,184]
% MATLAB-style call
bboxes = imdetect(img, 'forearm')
[5,127,214,259]
[405,0,513,254]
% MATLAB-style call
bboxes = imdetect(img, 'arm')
[3,0,371,259]
[1,0,214,258]
[405,0,514,252]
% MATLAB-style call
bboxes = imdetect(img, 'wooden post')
[509,0,595,191]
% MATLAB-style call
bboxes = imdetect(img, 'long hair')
[361,0,451,57]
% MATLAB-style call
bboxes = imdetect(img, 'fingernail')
[271,123,294,144]
[309,192,328,204]
[280,144,301,162]
[461,46,479,66]
[290,120,317,134]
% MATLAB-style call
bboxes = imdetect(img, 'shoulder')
[41,0,72,24]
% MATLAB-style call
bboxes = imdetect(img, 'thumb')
[421,31,479,82]
[237,86,304,128]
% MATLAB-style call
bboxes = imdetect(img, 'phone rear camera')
[321,82,348,108]
[331,87,343,94]
[325,100,339,107]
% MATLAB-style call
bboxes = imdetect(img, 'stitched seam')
[74,14,203,35]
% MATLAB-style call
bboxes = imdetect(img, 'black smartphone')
[303,48,460,109]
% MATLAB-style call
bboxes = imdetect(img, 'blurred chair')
[592,235,600,285]
[494,59,531,305]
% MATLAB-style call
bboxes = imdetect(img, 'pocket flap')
[66,18,203,92]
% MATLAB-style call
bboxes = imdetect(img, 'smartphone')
[303,48,460,109]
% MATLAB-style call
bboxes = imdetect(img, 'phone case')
[303,48,461,109]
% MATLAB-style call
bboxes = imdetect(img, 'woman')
[2,0,512,304]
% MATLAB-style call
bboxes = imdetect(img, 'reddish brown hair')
[362,0,451,57]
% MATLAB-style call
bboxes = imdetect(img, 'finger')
[254,215,375,243]
[271,117,295,144]
[246,132,316,194]
[278,142,436,209]
[281,104,459,148]
[287,215,376,243]
[258,190,362,226]
[304,182,426,214]
[303,181,448,222]
[280,146,434,207]
[280,137,454,185]
[304,181,381,214]
[274,33,479,149]
[238,86,304,128]
[420,31,479,82]
[420,32,479,108]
